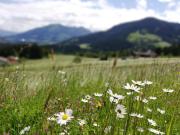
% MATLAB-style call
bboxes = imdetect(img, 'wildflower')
[132,80,145,86]
[85,95,92,100]
[47,116,56,121]
[124,83,141,93]
[81,98,88,103]
[107,89,113,96]
[93,122,99,127]
[5,78,9,82]
[78,119,86,126]
[137,127,144,132]
[95,101,102,108]
[142,98,149,104]
[163,88,174,93]
[108,89,125,104]
[126,92,133,95]
[130,113,144,118]
[58,70,66,75]
[148,128,165,135]
[115,104,127,118]
[157,108,165,114]
[147,108,152,112]
[110,96,119,104]
[20,126,30,135]
[60,130,68,135]
[55,109,74,126]
[143,80,153,85]
[148,119,157,126]
[135,96,141,101]
[149,96,157,100]
[109,94,124,104]
[104,126,112,134]
[113,93,125,100]
[94,93,103,97]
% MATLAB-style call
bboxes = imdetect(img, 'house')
[0,56,19,66]
[0,57,10,66]
[7,56,19,64]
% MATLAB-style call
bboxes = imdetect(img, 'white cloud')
[0,0,179,32]
[158,0,174,3]
[136,0,148,9]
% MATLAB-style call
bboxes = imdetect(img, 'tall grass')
[0,61,179,134]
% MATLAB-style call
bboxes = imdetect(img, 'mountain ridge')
[57,17,180,52]
[0,29,17,37]
[5,24,91,44]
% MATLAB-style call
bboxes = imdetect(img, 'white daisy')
[5,78,9,82]
[81,98,88,103]
[110,96,119,104]
[124,83,141,93]
[56,109,74,126]
[142,98,149,104]
[58,70,66,75]
[93,122,99,127]
[126,92,133,95]
[148,128,165,135]
[130,113,144,118]
[108,89,125,104]
[149,96,157,100]
[78,119,87,126]
[113,93,125,100]
[109,95,124,104]
[104,126,112,134]
[20,126,30,135]
[143,80,153,85]
[147,108,152,112]
[60,130,68,135]
[163,89,174,93]
[135,96,141,101]
[148,119,157,126]
[137,127,144,132]
[85,95,92,100]
[94,93,103,97]
[157,108,165,114]
[47,116,56,121]
[115,104,127,118]
[132,80,145,86]
[107,89,113,96]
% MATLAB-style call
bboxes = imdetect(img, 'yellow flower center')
[62,114,69,120]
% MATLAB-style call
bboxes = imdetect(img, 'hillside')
[57,17,180,52]
[0,29,17,37]
[5,24,91,44]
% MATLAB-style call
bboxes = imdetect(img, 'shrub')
[73,55,82,63]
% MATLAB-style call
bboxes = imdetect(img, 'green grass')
[0,55,180,135]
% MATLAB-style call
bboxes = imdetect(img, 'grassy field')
[0,55,180,135]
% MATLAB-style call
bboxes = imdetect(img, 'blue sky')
[0,0,179,32]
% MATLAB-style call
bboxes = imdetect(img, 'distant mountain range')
[57,17,180,52]
[1,17,180,53]
[4,24,91,44]
[0,29,17,37]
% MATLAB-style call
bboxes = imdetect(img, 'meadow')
[0,55,180,135]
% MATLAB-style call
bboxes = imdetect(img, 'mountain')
[57,17,180,52]
[0,29,17,37]
[0,37,8,43]
[5,24,91,44]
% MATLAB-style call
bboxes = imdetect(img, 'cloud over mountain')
[0,0,179,32]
